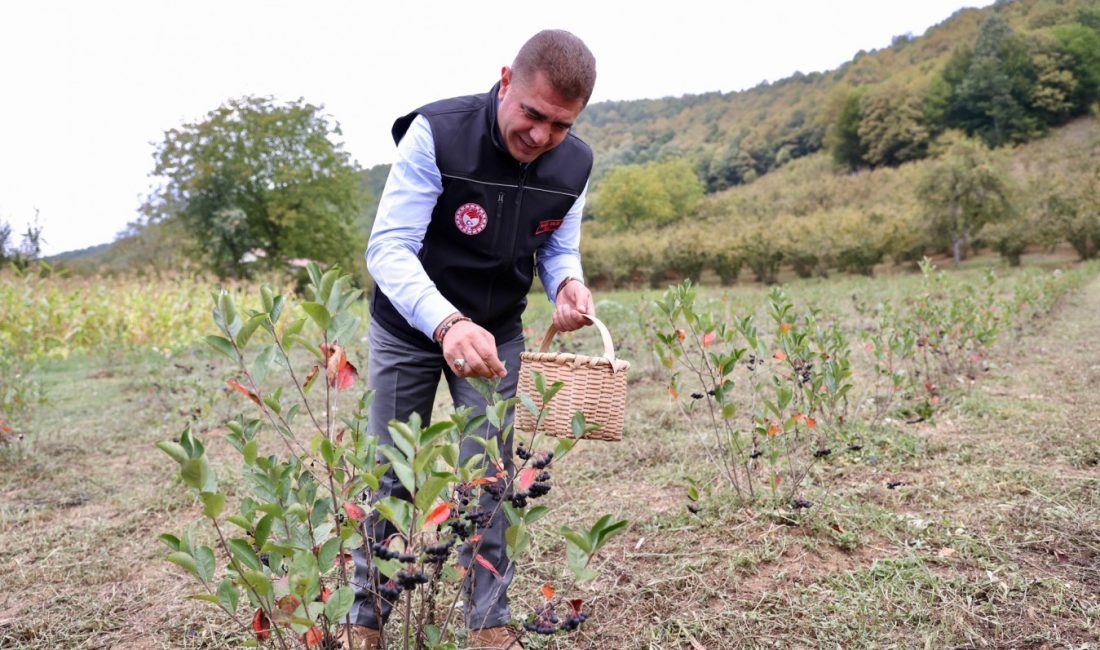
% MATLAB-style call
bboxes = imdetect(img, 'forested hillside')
[575,0,1099,190]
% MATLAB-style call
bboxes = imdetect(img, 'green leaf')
[194,545,216,582]
[559,527,592,554]
[156,441,189,465]
[228,539,263,572]
[218,578,239,614]
[158,533,181,551]
[188,594,221,605]
[378,448,416,496]
[167,551,199,578]
[201,492,225,519]
[204,335,237,361]
[301,302,331,332]
[524,506,550,525]
[324,586,355,622]
[237,313,267,348]
[254,513,274,548]
[180,458,210,491]
[243,439,258,465]
[414,475,449,513]
[505,523,530,560]
[251,344,277,384]
[318,537,342,574]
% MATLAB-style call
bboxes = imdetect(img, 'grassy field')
[1,258,1098,649]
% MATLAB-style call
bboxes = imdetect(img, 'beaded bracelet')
[435,316,472,345]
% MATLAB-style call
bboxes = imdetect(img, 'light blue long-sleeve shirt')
[365,114,587,340]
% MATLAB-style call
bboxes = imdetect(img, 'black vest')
[370,83,593,350]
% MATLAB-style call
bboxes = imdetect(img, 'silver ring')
[454,358,466,370]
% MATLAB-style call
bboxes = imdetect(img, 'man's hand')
[441,319,507,379]
[553,278,595,333]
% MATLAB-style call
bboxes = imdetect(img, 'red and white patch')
[454,203,488,235]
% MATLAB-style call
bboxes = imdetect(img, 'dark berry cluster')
[379,579,401,601]
[464,508,492,528]
[395,569,430,590]
[371,542,402,561]
[559,611,588,631]
[523,603,588,635]
[791,498,813,510]
[686,502,702,514]
[516,443,533,461]
[690,392,705,400]
[523,604,560,635]
[848,443,863,452]
[792,359,814,384]
[531,451,554,469]
[449,520,471,540]
[749,447,763,459]
[483,478,506,501]
[745,354,762,371]
[813,447,832,459]
[424,538,455,564]
[886,480,905,490]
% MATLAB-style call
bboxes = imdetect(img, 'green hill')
[575,0,1099,190]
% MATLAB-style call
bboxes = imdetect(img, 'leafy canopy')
[144,96,365,278]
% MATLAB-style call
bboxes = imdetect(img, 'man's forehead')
[514,71,584,121]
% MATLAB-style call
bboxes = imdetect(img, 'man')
[348,30,597,650]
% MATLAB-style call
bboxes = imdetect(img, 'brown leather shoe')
[338,625,381,650]
[466,626,524,649]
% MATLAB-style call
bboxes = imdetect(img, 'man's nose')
[529,122,550,146]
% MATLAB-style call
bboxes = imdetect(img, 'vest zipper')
[486,190,506,315]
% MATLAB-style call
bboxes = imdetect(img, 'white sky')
[0,0,991,256]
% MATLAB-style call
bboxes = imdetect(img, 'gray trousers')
[350,321,524,630]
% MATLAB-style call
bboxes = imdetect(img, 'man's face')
[497,66,585,164]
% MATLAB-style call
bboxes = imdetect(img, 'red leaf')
[468,534,483,544]
[228,379,262,405]
[302,626,323,647]
[568,599,584,616]
[518,468,537,492]
[475,554,502,578]
[343,502,367,522]
[425,502,452,527]
[806,417,817,429]
[830,522,845,534]
[773,351,787,362]
[322,343,359,391]
[779,323,793,334]
[252,609,271,641]
[542,583,556,600]
[319,587,332,603]
[702,332,717,348]
[277,594,300,616]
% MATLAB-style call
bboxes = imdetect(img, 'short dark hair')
[512,29,597,106]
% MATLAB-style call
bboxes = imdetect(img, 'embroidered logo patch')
[534,219,564,235]
[454,203,488,235]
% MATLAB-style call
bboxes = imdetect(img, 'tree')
[145,96,365,278]
[917,133,1014,265]
[945,16,1040,147]
[857,83,932,168]
[591,157,704,229]
[826,90,866,170]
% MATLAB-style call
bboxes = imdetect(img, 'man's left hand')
[553,279,594,332]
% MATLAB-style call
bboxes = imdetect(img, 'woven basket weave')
[515,314,629,442]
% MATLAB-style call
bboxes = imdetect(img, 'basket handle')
[536,313,617,361]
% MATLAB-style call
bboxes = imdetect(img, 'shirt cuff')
[540,259,584,304]
[411,293,460,341]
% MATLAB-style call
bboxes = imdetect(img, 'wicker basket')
[515,314,629,441]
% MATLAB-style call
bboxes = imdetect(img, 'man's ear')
[499,66,512,98]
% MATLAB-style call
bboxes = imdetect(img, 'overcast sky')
[0,0,992,255]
